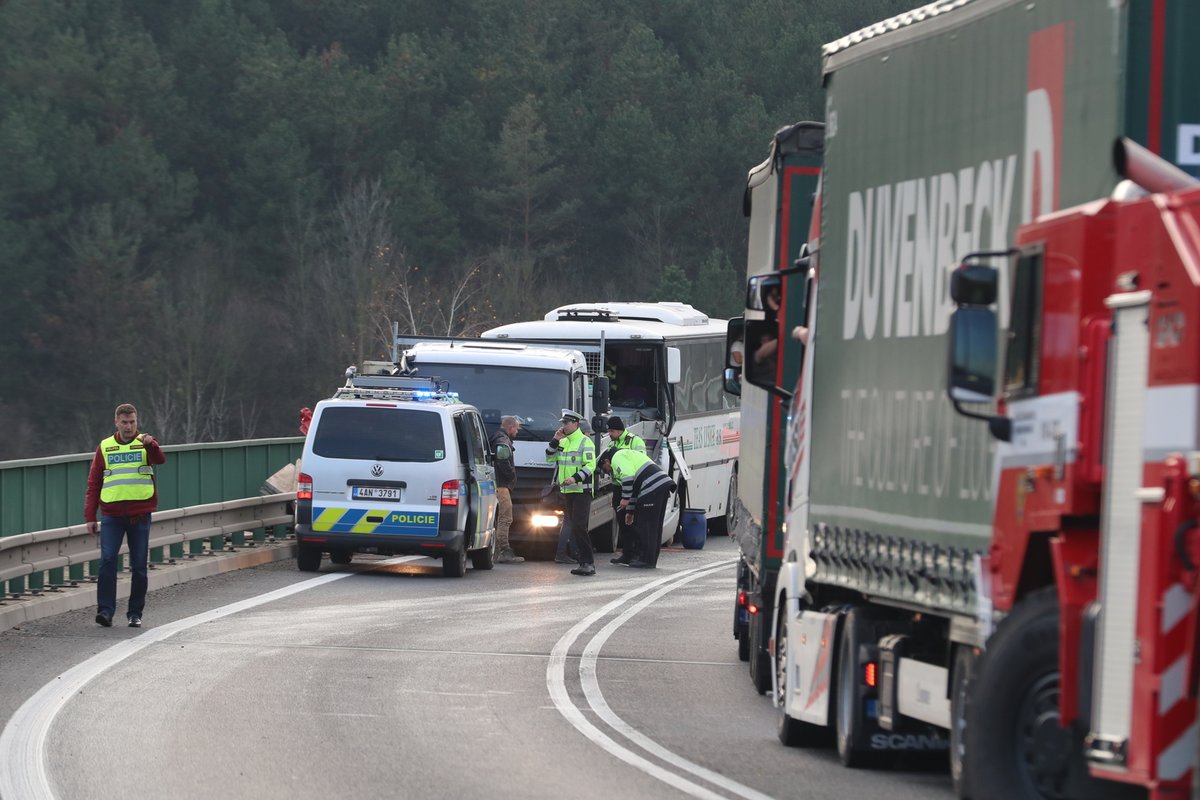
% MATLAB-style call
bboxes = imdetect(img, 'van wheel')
[471,534,496,570]
[297,544,322,572]
[330,550,352,566]
[443,546,467,578]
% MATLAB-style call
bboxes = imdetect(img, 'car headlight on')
[531,513,562,528]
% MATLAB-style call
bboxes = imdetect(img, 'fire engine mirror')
[950,263,998,306]
[948,307,997,400]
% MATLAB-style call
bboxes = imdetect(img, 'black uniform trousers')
[564,491,595,566]
[632,486,671,567]
[613,490,636,555]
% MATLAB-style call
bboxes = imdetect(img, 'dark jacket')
[489,428,517,488]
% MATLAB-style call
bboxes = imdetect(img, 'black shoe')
[627,560,655,569]
[127,615,142,628]
[570,563,596,576]
[610,555,633,565]
[554,555,578,565]
[95,613,112,628]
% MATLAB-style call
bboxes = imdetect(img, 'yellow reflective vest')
[99,435,156,503]
[546,427,595,494]
[610,430,646,454]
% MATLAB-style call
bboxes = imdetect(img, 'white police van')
[294,366,499,577]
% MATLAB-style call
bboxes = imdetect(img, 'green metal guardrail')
[0,437,304,597]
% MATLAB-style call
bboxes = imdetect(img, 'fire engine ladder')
[1087,290,1152,771]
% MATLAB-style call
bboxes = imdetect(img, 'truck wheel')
[950,645,976,799]
[835,608,874,767]
[329,550,352,566]
[737,620,750,661]
[471,534,496,570]
[965,588,1067,799]
[734,560,750,661]
[749,608,772,695]
[443,546,467,578]
[297,544,322,572]
[776,603,830,747]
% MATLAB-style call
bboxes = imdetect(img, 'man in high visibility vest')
[547,409,596,576]
[597,446,676,568]
[605,416,646,565]
[84,403,166,628]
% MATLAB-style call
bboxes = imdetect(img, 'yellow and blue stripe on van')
[312,506,439,535]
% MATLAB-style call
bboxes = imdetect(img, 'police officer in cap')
[547,409,597,576]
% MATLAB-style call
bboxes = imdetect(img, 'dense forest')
[0,0,914,460]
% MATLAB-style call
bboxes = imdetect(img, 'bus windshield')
[409,363,570,439]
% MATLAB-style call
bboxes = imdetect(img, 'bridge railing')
[0,494,296,597]
[0,437,305,597]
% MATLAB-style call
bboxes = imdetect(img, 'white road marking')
[0,556,420,800]
[547,559,773,800]
[580,564,775,800]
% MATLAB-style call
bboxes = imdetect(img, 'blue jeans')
[98,514,150,619]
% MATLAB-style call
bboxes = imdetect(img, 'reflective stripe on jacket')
[98,435,155,503]
[546,428,595,493]
[610,449,674,509]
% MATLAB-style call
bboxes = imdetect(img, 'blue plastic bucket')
[681,508,707,549]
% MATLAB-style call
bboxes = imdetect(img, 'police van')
[294,365,499,577]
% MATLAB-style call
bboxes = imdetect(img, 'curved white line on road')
[546,560,764,800]
[0,556,421,800]
[580,565,774,800]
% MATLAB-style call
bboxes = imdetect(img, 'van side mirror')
[494,444,512,461]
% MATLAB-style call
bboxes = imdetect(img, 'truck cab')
[390,338,618,554]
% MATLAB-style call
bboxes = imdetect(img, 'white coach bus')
[483,302,739,543]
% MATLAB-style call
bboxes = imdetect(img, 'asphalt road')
[0,536,956,800]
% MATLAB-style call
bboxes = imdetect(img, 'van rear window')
[312,407,445,462]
